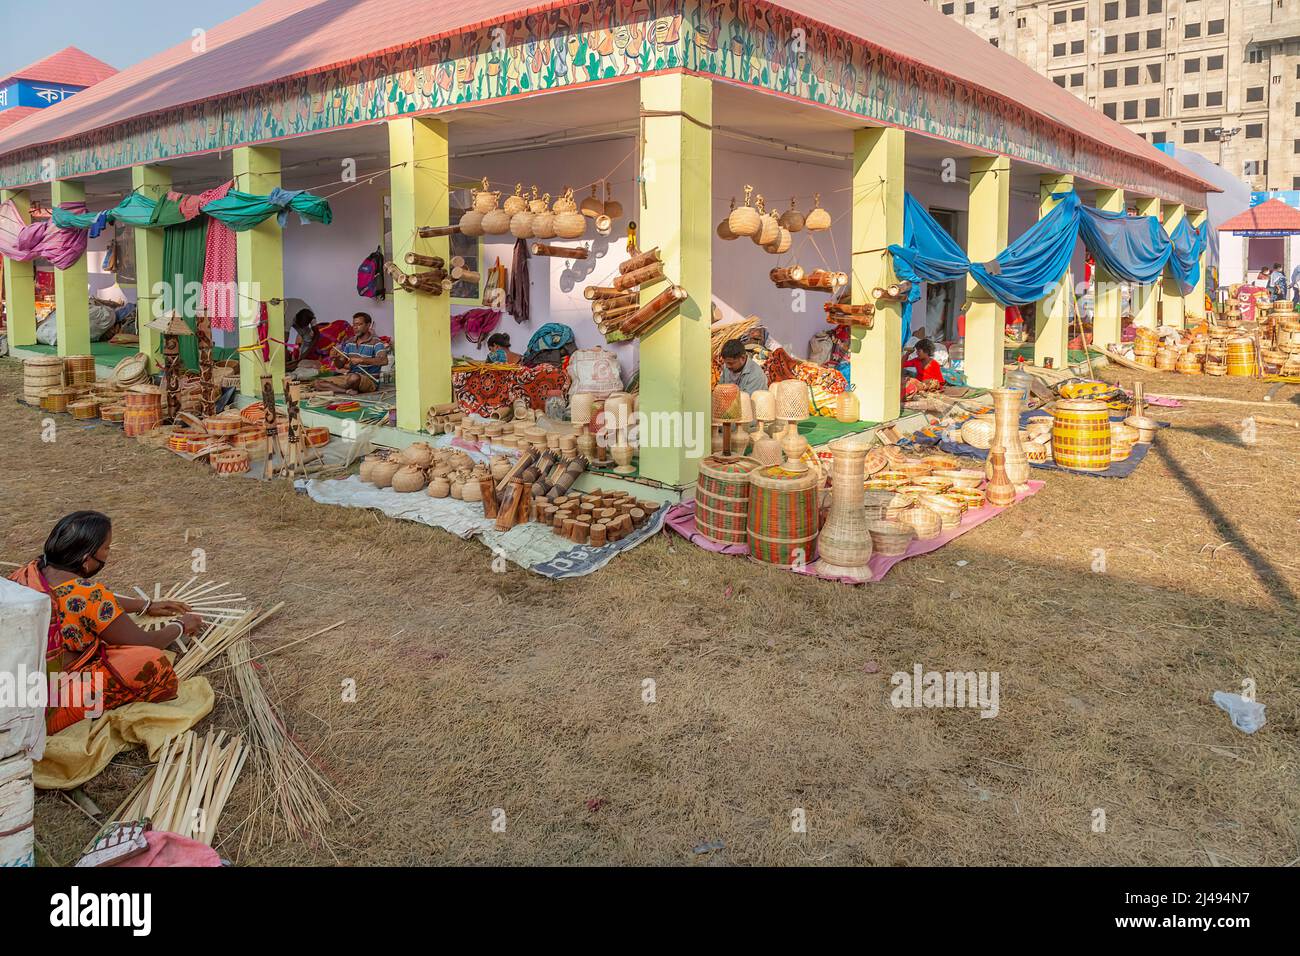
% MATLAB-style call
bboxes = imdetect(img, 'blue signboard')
[0,80,85,111]
[1250,190,1300,210]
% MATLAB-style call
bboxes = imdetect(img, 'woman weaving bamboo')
[9,511,203,733]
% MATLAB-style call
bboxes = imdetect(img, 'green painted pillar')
[966,157,1011,387]
[1033,174,1073,370]
[51,179,90,356]
[1092,187,1125,349]
[233,147,285,396]
[0,189,36,347]
[388,117,451,431]
[851,127,905,423]
[131,165,171,371]
[1132,197,1161,330]
[636,73,712,486]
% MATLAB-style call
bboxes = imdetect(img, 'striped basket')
[1052,400,1111,472]
[747,463,820,567]
[696,455,759,545]
[68,399,100,420]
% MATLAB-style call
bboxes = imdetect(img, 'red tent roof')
[0,108,41,134]
[1218,198,1300,234]
[0,0,1212,197]
[1,46,117,88]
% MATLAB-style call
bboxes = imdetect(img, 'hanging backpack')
[357,247,386,300]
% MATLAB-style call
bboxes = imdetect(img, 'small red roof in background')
[1219,198,1300,233]
[0,107,40,133]
[1,46,117,88]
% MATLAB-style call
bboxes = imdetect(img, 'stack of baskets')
[22,356,64,405]
[40,387,77,413]
[123,385,164,436]
[63,355,96,387]
[1132,327,1158,367]
[694,455,759,546]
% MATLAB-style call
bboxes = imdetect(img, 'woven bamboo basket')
[771,379,810,420]
[804,194,831,232]
[727,187,761,237]
[204,413,244,438]
[911,476,952,494]
[1052,399,1111,472]
[932,468,983,490]
[1226,337,1256,377]
[1124,415,1158,442]
[752,212,779,247]
[22,356,64,403]
[696,455,759,545]
[901,504,941,540]
[1154,348,1177,371]
[64,354,97,385]
[369,459,402,488]
[1176,352,1203,374]
[42,387,77,413]
[747,463,820,567]
[1109,422,1139,461]
[391,465,428,493]
[1204,361,1228,376]
[918,493,962,530]
[946,487,986,510]
[895,458,935,480]
[960,415,996,449]
[167,430,193,453]
[868,520,914,556]
[458,209,485,237]
[68,399,100,420]
[305,426,331,448]
[111,353,150,388]
[815,435,874,571]
[863,489,896,521]
[865,471,908,490]
[834,391,860,424]
[100,404,125,423]
[1260,347,1288,368]
[212,449,251,476]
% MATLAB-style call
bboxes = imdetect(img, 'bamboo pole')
[613,262,665,291]
[611,285,687,338]
[530,243,589,259]
[416,224,460,238]
[404,252,445,269]
[584,286,623,300]
[619,247,661,275]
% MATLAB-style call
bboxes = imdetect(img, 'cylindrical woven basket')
[99,404,125,423]
[68,399,100,420]
[1052,399,1111,472]
[64,354,96,385]
[868,520,914,556]
[747,464,819,567]
[23,356,64,403]
[212,449,251,476]
[1109,422,1139,461]
[1226,338,1256,377]
[695,455,759,545]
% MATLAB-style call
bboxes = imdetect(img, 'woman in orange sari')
[9,511,204,734]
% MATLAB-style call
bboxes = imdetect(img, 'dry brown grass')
[5,357,1298,866]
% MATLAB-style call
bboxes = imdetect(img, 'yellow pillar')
[1091,187,1125,350]
[131,165,171,370]
[1032,174,1073,370]
[0,189,36,347]
[1161,202,1186,329]
[851,127,905,423]
[966,157,1011,387]
[1132,197,1161,330]
[233,147,285,396]
[1185,208,1207,322]
[50,179,90,356]
[637,73,711,486]
[388,117,451,431]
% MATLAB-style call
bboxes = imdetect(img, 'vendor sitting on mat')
[486,332,521,364]
[321,312,387,395]
[903,338,946,386]
[719,339,767,394]
[285,308,320,371]
[9,511,204,734]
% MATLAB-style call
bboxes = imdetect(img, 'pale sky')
[1,0,258,78]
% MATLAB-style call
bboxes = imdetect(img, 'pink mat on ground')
[665,480,1045,584]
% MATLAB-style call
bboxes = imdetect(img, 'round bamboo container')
[762,227,792,255]
[458,209,485,237]
[212,449,251,476]
[804,195,831,232]
[480,208,512,234]
[22,355,64,403]
[64,354,97,386]
[167,430,193,453]
[960,415,996,449]
[1052,399,1111,472]
[834,391,860,423]
[369,459,402,488]
[747,463,819,567]
[100,404,125,423]
[695,455,759,545]
[902,505,941,540]
[1154,348,1177,371]
[868,520,914,556]
[933,468,983,490]
[68,399,100,420]
[531,208,556,239]
[204,413,244,438]
[553,210,586,240]
[1109,422,1139,461]
[1176,352,1203,374]
[43,387,77,414]
[1226,337,1256,377]
[509,211,534,238]
[727,202,761,238]
[391,465,428,493]
[752,213,779,247]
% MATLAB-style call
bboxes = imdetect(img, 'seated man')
[903,338,946,387]
[719,339,767,394]
[321,312,388,395]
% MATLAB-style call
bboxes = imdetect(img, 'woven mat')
[665,480,1045,585]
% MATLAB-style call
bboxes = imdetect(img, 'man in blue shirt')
[324,312,388,395]
[719,339,767,394]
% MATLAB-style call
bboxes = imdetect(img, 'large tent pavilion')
[0,0,1216,490]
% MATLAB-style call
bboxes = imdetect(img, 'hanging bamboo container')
[1226,337,1256,376]
[763,225,792,255]
[1052,399,1111,472]
[471,177,499,214]
[458,209,485,237]
[752,199,779,246]
[602,182,623,220]
[805,193,831,232]
[727,185,761,238]
[553,188,586,240]
[747,463,820,567]
[579,185,605,218]
[503,183,528,216]
[695,455,760,545]
[509,209,535,238]
[481,206,512,234]
[531,194,556,239]
[779,197,805,233]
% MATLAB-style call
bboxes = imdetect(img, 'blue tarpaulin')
[888,190,1208,331]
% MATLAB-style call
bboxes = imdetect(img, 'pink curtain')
[198,181,237,333]
[0,201,89,270]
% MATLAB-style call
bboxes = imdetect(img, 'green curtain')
[50,188,331,232]
[161,217,209,370]
[51,193,186,230]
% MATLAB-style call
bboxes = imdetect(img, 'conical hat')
[146,311,193,336]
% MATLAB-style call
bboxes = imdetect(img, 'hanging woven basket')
[779,197,805,233]
[503,183,528,216]
[805,193,831,231]
[763,224,791,254]
[471,177,499,214]
[531,195,556,239]
[459,209,485,237]
[481,208,512,234]
[727,184,761,237]
[510,210,535,238]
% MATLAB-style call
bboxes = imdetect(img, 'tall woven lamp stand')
[813,434,875,581]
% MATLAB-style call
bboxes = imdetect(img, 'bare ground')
[4,358,1297,867]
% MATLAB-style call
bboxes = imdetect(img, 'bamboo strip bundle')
[226,637,353,848]
[613,262,665,291]
[131,578,249,639]
[174,603,284,681]
[530,243,589,259]
[104,730,247,846]
[619,247,661,274]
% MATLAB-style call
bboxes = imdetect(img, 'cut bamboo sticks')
[102,730,248,846]
[131,578,249,643]
[174,603,284,681]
